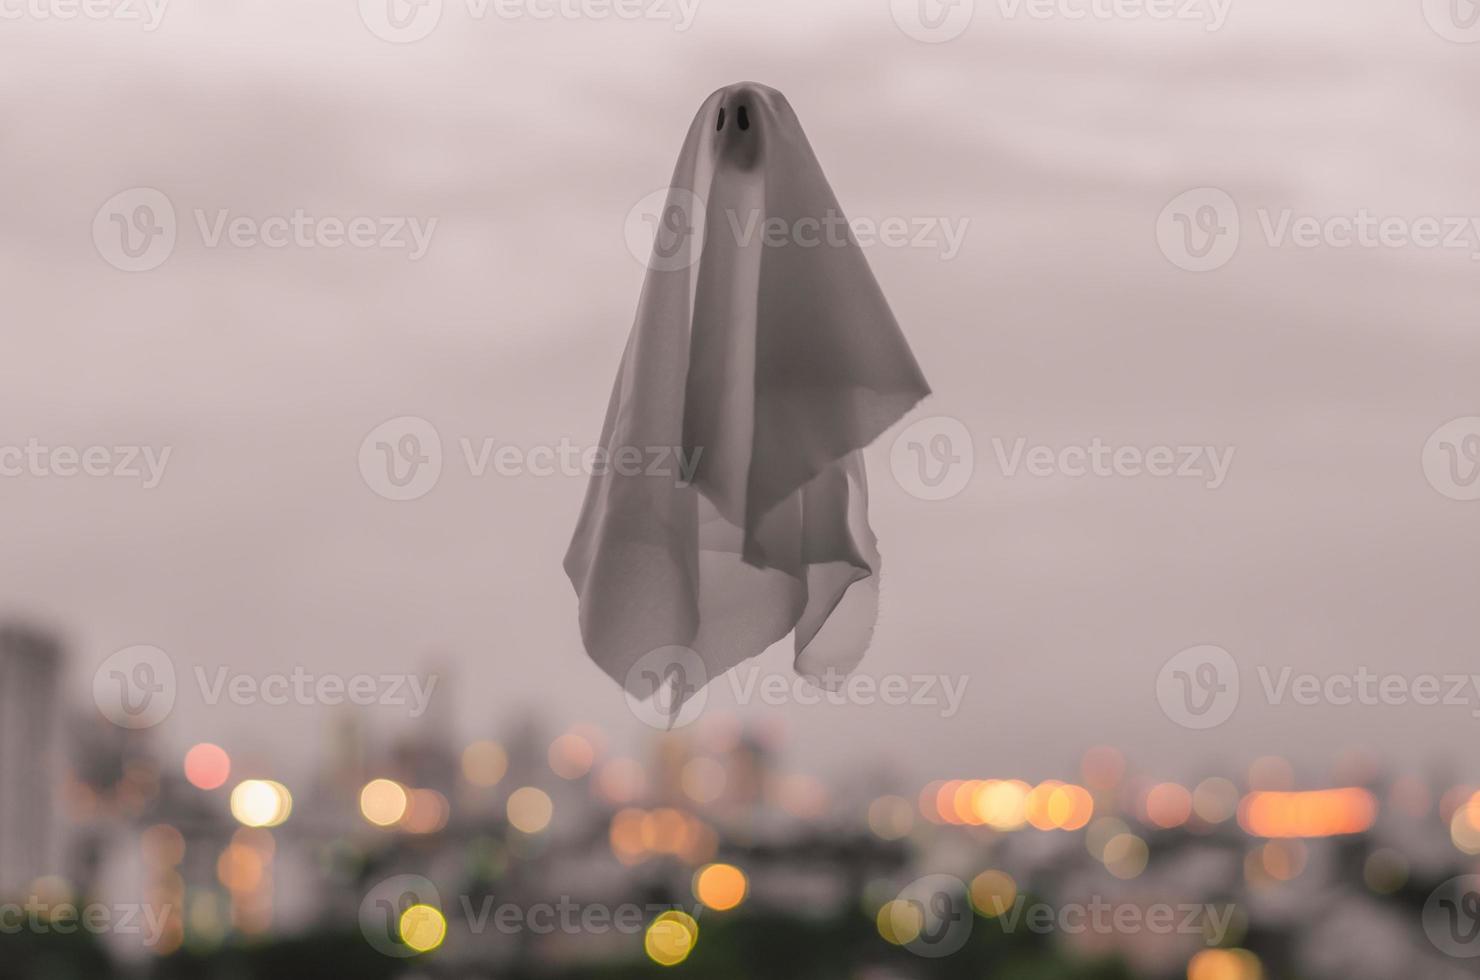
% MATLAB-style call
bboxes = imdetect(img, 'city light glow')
[693,862,747,911]
[229,780,292,828]
[1237,788,1376,838]
[645,910,698,966]
[359,778,409,827]
[398,903,447,954]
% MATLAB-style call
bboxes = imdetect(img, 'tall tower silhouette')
[0,624,63,896]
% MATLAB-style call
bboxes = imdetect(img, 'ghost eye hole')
[737,106,750,131]
[716,107,726,131]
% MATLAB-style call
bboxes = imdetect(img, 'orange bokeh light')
[1238,788,1376,838]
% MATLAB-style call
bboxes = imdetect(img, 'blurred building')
[0,623,64,896]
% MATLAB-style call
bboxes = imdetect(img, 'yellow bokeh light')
[507,786,553,834]
[1193,778,1240,824]
[968,870,1017,917]
[694,863,747,911]
[359,779,408,828]
[972,779,1029,830]
[461,740,508,788]
[877,899,923,945]
[229,780,291,828]
[398,903,447,954]
[1103,832,1149,879]
[868,795,915,840]
[645,910,698,966]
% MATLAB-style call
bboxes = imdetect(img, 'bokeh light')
[549,731,596,780]
[876,899,923,946]
[1193,778,1240,824]
[359,779,408,828]
[183,744,231,791]
[461,740,508,788]
[1187,947,1263,980]
[402,788,450,834]
[507,786,553,834]
[968,870,1017,917]
[1103,832,1149,879]
[682,757,726,805]
[693,863,747,911]
[1146,783,1193,829]
[229,780,291,828]
[398,903,447,954]
[868,795,914,840]
[1238,788,1376,838]
[645,910,698,966]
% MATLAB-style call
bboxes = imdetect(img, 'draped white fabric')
[565,82,931,715]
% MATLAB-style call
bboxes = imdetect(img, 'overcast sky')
[3,0,1479,793]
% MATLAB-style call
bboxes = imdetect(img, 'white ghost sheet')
[565,82,931,714]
